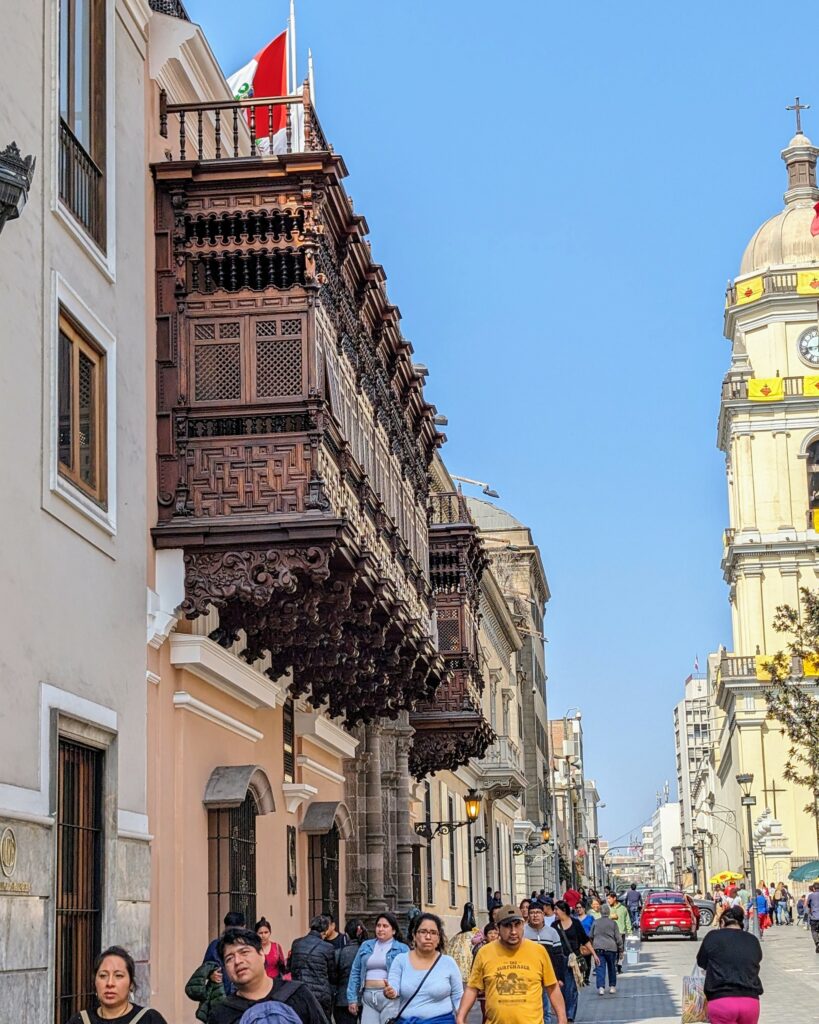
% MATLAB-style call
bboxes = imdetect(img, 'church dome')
[739,131,819,275]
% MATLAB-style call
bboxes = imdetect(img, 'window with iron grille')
[424,782,433,904]
[283,699,295,783]
[58,310,107,508]
[308,824,340,922]
[58,0,107,247]
[207,792,258,935]
[55,738,104,1024]
[411,846,422,908]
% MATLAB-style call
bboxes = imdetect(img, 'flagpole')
[308,47,315,107]
[289,0,297,95]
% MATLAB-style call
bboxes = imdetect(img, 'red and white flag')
[227,30,289,153]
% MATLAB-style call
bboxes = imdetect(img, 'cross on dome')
[786,96,810,135]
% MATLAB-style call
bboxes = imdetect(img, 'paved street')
[567,922,819,1024]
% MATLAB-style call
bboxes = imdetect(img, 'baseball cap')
[496,904,524,924]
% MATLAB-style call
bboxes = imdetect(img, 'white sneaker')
[609,987,617,994]
[598,988,605,995]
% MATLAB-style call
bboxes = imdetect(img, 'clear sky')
[185,0,810,840]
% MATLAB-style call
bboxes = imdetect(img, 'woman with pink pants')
[696,906,762,1024]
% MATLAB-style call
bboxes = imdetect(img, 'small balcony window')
[58,310,107,508]
[58,0,106,247]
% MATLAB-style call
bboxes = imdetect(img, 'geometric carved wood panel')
[188,440,311,516]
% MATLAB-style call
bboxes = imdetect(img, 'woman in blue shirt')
[347,912,409,1024]
[386,913,463,1024]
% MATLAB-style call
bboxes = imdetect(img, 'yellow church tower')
[715,119,819,877]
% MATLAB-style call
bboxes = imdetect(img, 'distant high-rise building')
[674,674,711,866]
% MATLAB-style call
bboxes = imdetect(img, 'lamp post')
[736,773,759,936]
[0,141,35,235]
[414,788,482,840]
[588,837,599,892]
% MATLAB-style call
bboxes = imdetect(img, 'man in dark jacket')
[203,910,245,996]
[208,928,329,1024]
[288,916,337,1017]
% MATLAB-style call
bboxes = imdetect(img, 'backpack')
[239,1000,302,1024]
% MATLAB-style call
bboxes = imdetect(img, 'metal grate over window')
[308,824,340,922]
[283,699,295,783]
[55,739,104,1024]
[194,343,242,401]
[207,793,258,935]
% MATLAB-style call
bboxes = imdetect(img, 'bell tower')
[716,121,819,867]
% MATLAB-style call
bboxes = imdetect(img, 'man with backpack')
[207,928,329,1024]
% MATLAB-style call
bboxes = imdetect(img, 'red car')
[639,891,699,940]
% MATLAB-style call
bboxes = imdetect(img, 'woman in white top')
[347,912,410,1024]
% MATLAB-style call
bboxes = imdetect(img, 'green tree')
[763,587,819,818]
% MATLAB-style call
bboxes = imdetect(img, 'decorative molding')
[146,671,161,686]
[281,782,319,813]
[296,755,345,785]
[0,683,117,819]
[295,711,358,759]
[169,633,285,709]
[172,691,263,741]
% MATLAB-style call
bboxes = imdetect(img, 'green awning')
[789,860,819,881]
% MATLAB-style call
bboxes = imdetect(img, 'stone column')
[344,728,369,916]
[365,723,386,909]
[395,721,415,913]
[743,566,766,654]
[736,433,757,531]
[773,431,794,528]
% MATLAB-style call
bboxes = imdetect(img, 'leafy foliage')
[763,588,819,816]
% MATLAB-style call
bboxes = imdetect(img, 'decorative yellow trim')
[754,656,773,681]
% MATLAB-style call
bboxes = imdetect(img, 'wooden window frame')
[58,309,107,509]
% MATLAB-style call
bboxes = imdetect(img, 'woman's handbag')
[567,952,586,989]
[384,953,442,1024]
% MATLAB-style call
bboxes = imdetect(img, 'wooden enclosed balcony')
[152,92,445,726]
[409,492,494,778]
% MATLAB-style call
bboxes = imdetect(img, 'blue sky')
[185,0,809,839]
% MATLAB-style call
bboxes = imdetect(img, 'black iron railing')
[59,119,105,248]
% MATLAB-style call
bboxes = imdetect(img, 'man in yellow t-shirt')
[456,905,568,1024]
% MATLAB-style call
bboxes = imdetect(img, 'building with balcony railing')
[713,125,819,878]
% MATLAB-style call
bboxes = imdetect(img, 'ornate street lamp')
[414,788,482,840]
[0,142,35,235]
[513,821,552,855]
[736,772,759,936]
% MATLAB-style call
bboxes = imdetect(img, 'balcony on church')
[408,492,494,778]
[151,98,446,726]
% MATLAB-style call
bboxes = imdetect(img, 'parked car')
[632,886,714,927]
[639,891,698,940]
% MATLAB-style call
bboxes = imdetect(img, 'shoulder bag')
[384,952,442,1024]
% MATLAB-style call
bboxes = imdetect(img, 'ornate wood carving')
[152,149,445,724]
[409,492,495,777]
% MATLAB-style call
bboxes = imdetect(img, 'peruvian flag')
[812,200,819,237]
[227,30,289,153]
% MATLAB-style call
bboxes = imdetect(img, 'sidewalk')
[570,920,819,1023]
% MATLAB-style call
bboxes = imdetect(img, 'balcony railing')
[429,491,471,526]
[481,734,524,772]
[722,376,811,400]
[719,654,804,680]
[725,270,812,306]
[159,89,328,162]
[149,0,189,17]
[59,119,105,248]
